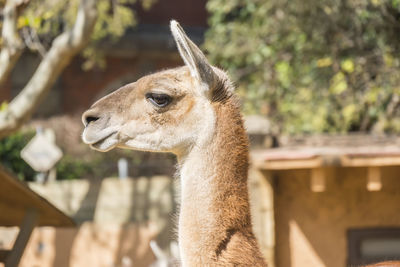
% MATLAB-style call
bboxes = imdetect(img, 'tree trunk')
[0,0,98,139]
[0,0,27,86]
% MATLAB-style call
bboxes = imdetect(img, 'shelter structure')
[250,135,400,267]
[0,166,74,267]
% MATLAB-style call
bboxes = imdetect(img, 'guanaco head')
[82,20,232,155]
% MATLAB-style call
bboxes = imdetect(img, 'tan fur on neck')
[178,96,266,266]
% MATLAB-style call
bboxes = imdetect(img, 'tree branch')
[0,0,27,86]
[0,0,98,139]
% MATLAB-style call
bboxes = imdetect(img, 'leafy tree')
[0,0,154,138]
[205,0,400,133]
[0,130,35,180]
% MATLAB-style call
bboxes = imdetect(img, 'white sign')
[21,129,63,172]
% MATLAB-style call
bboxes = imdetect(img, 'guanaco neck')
[177,97,253,265]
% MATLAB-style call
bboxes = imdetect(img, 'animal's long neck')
[177,98,254,265]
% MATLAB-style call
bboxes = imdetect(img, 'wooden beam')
[254,155,400,170]
[311,168,326,192]
[0,166,75,227]
[367,167,382,191]
[255,157,324,170]
[5,209,38,267]
[341,155,400,167]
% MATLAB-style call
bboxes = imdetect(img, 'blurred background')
[0,0,400,266]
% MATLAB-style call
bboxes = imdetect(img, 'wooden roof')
[0,166,75,227]
[252,146,400,170]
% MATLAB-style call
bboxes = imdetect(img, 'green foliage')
[16,0,155,69]
[56,155,92,180]
[0,131,97,181]
[0,130,94,181]
[0,131,35,181]
[0,101,8,111]
[0,131,92,181]
[205,0,400,133]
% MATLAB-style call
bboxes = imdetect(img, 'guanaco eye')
[145,93,172,108]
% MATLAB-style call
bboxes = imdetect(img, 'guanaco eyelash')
[145,92,172,108]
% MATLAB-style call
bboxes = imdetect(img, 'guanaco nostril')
[85,116,100,126]
[82,110,102,127]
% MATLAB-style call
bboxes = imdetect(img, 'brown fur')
[176,96,266,266]
[209,97,266,266]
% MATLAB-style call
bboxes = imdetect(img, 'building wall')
[249,168,276,267]
[135,0,207,26]
[274,166,400,267]
[0,177,177,267]
[28,176,178,243]
[17,223,157,267]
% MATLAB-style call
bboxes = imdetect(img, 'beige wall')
[249,168,276,267]
[0,223,157,267]
[273,166,400,267]
[28,176,177,224]
[0,177,177,267]
[28,176,177,249]
[20,223,156,267]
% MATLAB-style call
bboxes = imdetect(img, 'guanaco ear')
[170,20,216,92]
